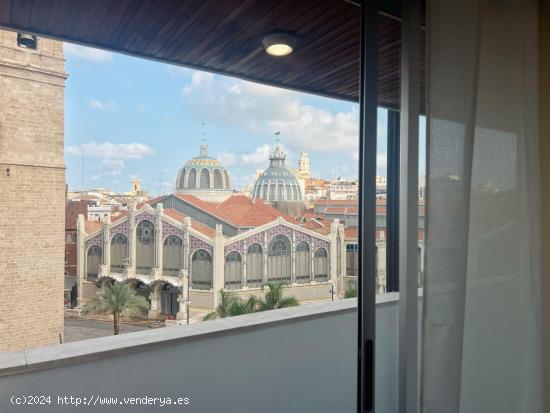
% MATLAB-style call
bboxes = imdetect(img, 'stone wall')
[0,30,67,351]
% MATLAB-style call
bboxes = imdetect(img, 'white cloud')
[240,144,272,166]
[217,144,293,169]
[377,152,387,170]
[64,43,113,63]
[87,99,116,111]
[217,151,237,167]
[180,71,359,154]
[67,142,155,178]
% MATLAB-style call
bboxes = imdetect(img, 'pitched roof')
[314,199,358,206]
[172,193,296,228]
[163,208,216,237]
[344,227,358,240]
[84,220,102,234]
[218,196,296,227]
[173,193,235,225]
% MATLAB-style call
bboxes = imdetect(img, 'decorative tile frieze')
[136,211,155,223]
[162,221,183,238]
[86,233,103,248]
[190,235,213,254]
[224,241,243,255]
[266,224,292,241]
[111,220,129,236]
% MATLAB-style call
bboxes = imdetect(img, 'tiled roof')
[344,227,358,240]
[173,193,234,224]
[173,193,296,228]
[325,207,346,213]
[111,211,127,222]
[84,220,102,233]
[314,199,357,206]
[304,222,331,236]
[163,208,216,237]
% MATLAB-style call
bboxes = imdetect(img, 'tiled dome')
[252,145,303,203]
[175,143,232,202]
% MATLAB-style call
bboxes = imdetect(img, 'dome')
[175,142,232,202]
[252,145,304,203]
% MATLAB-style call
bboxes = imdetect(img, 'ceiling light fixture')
[262,32,297,57]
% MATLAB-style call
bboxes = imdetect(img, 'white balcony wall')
[0,296,416,413]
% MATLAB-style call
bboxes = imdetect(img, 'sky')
[64,43,425,195]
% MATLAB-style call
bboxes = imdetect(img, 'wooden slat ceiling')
[0,0,425,109]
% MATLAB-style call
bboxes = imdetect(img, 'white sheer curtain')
[421,1,542,412]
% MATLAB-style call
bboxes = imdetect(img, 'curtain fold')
[421,1,542,412]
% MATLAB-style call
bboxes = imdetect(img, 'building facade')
[77,202,346,320]
[0,30,67,351]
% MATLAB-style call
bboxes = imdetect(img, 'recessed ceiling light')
[262,32,297,57]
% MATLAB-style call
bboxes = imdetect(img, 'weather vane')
[274,130,281,145]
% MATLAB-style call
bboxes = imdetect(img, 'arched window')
[295,241,311,284]
[262,184,268,199]
[160,284,179,316]
[314,248,328,282]
[177,169,186,188]
[269,183,276,201]
[224,251,242,290]
[188,168,197,188]
[191,249,212,289]
[110,233,128,273]
[286,185,292,200]
[277,184,284,200]
[200,168,210,189]
[86,245,102,280]
[346,244,358,276]
[136,220,155,275]
[247,243,263,288]
[214,169,223,189]
[163,235,183,276]
[267,235,291,283]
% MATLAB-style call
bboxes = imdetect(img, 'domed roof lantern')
[269,131,286,167]
[199,139,208,156]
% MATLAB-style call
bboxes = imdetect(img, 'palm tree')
[258,283,299,311]
[82,281,149,335]
[203,290,259,320]
[344,280,357,298]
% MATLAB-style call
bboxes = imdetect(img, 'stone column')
[242,239,248,288]
[100,216,111,277]
[176,284,187,321]
[212,225,225,308]
[291,230,296,284]
[153,203,163,278]
[310,242,315,283]
[148,283,161,319]
[329,219,339,290]
[263,231,268,284]
[126,204,136,277]
[183,217,191,271]
[76,214,86,306]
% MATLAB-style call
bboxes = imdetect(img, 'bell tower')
[0,30,67,351]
